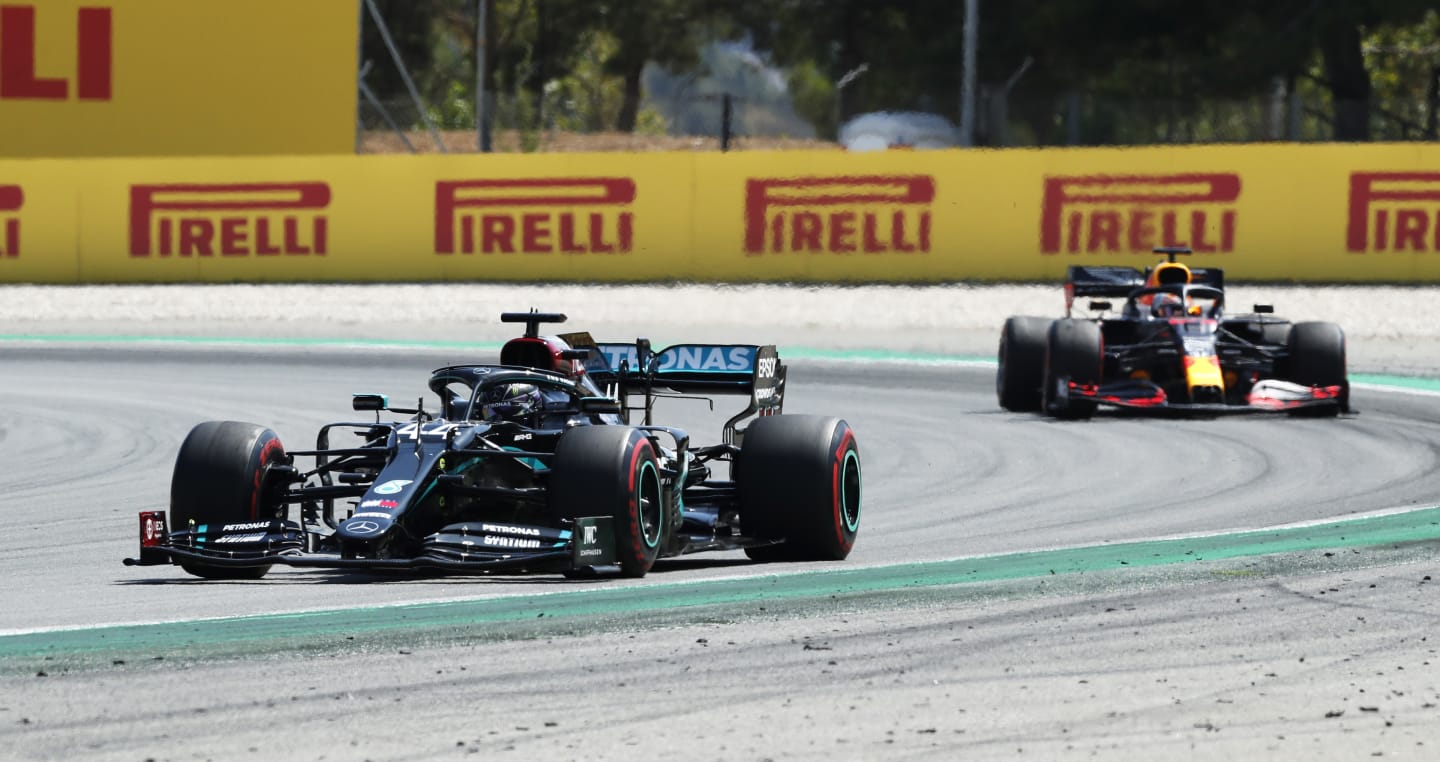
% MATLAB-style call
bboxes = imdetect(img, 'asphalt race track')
[3,334,1440,760]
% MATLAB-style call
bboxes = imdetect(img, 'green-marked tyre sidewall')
[551,426,664,577]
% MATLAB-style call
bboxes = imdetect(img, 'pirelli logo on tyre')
[434,178,636,255]
[128,182,331,258]
[1347,172,1440,253]
[744,175,934,255]
[1041,173,1241,255]
[0,185,20,258]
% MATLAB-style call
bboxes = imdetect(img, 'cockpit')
[1127,284,1224,321]
[428,367,611,429]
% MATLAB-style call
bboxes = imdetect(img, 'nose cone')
[338,514,393,540]
[1183,355,1225,401]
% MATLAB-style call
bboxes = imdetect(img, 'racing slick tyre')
[1043,319,1103,420]
[997,316,1051,412]
[738,415,861,562]
[1287,321,1348,417]
[170,421,287,580]
[1260,321,1293,348]
[550,426,664,578]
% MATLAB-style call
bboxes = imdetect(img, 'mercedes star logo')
[347,520,382,535]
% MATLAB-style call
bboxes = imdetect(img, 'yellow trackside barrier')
[0,164,80,281]
[1,143,1438,283]
[688,149,1046,281]
[70,154,698,282]
[0,0,356,157]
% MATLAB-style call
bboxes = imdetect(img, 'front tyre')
[550,426,664,578]
[1043,318,1103,420]
[170,421,287,580]
[997,316,1051,412]
[1287,321,1348,416]
[739,416,860,562]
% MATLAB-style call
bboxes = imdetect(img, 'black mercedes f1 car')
[126,311,861,579]
[997,248,1349,419]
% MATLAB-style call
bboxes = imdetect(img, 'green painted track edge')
[0,333,508,351]
[3,506,1438,662]
[2,332,1440,388]
[2,333,1438,392]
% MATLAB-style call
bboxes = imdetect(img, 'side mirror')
[352,393,388,412]
[559,349,589,361]
[1253,304,1274,314]
[578,397,622,415]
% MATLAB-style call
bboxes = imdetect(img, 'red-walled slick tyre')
[550,425,665,577]
[170,421,286,580]
[739,415,861,562]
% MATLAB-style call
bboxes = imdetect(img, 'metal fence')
[359,92,1437,153]
[980,94,1438,148]
[355,4,1439,153]
[357,87,826,153]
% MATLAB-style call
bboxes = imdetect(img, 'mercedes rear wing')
[569,338,786,444]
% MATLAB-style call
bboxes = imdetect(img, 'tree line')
[360,0,1440,144]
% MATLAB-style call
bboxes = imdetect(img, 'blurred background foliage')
[357,0,1440,149]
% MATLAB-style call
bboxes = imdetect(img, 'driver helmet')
[481,382,543,423]
[1153,262,1191,286]
[1151,293,1185,318]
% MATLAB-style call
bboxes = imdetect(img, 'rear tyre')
[1043,319,1103,420]
[739,416,860,562]
[1287,321,1347,417]
[551,426,664,577]
[997,316,1051,412]
[1259,321,1293,348]
[170,421,287,580]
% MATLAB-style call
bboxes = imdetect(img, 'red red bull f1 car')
[997,248,1349,419]
[125,311,861,579]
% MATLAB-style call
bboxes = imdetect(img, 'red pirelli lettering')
[0,184,21,257]
[435,178,636,255]
[744,175,935,255]
[76,7,111,100]
[0,5,111,101]
[129,183,331,257]
[1347,172,1440,253]
[1040,174,1241,254]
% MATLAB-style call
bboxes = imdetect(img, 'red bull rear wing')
[1064,264,1224,315]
